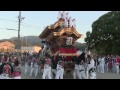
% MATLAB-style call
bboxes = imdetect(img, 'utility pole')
[26,36,27,46]
[17,11,25,52]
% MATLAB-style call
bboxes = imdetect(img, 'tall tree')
[85,11,120,55]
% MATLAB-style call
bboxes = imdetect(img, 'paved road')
[21,66,120,79]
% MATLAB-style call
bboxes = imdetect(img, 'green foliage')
[85,11,120,55]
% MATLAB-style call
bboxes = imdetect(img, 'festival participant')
[73,62,80,79]
[29,57,35,77]
[106,55,110,71]
[87,55,95,79]
[99,55,105,73]
[97,56,100,72]
[0,55,13,79]
[72,50,83,79]
[42,55,52,79]
[89,68,96,79]
[55,60,64,79]
[115,56,120,74]
[78,60,86,79]
[108,56,113,72]
[12,60,21,79]
[41,42,48,56]
[24,59,30,75]
[33,59,39,78]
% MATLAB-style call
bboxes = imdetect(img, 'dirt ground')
[21,66,120,79]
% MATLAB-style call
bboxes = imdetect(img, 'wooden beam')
[53,53,77,56]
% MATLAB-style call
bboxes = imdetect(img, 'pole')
[17,11,25,52]
[26,37,27,46]
[18,11,21,51]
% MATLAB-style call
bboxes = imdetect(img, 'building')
[0,41,15,52]
[21,46,42,53]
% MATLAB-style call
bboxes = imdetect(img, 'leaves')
[85,11,120,55]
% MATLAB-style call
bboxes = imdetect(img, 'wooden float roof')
[39,18,64,39]
[39,18,82,41]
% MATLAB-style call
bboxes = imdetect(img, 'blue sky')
[0,11,109,43]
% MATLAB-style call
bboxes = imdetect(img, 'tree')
[85,31,92,48]
[85,11,120,55]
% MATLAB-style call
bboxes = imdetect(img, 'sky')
[0,11,109,43]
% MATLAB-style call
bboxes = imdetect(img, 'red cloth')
[54,47,77,61]
[13,72,21,77]
[108,61,112,69]
[116,57,120,63]
[66,56,72,61]
[55,47,77,53]
[118,58,120,63]
[45,58,51,64]
[4,64,10,74]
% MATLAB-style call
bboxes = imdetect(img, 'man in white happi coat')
[99,56,105,73]
[79,60,86,79]
[29,59,35,77]
[13,60,21,79]
[115,56,120,74]
[42,42,48,56]
[24,60,30,75]
[55,60,64,79]
[73,63,80,79]
[78,60,86,79]
[33,59,39,78]
[86,55,95,79]
[89,68,96,79]
[73,50,83,79]
[42,58,52,79]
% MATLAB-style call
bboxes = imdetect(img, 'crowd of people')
[23,51,97,79]
[0,52,22,79]
[95,55,120,75]
[0,51,120,79]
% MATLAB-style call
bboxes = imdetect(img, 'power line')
[0,26,40,31]
[0,18,41,29]
[21,24,40,30]
[0,19,18,22]
[22,22,41,28]
[0,27,18,32]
